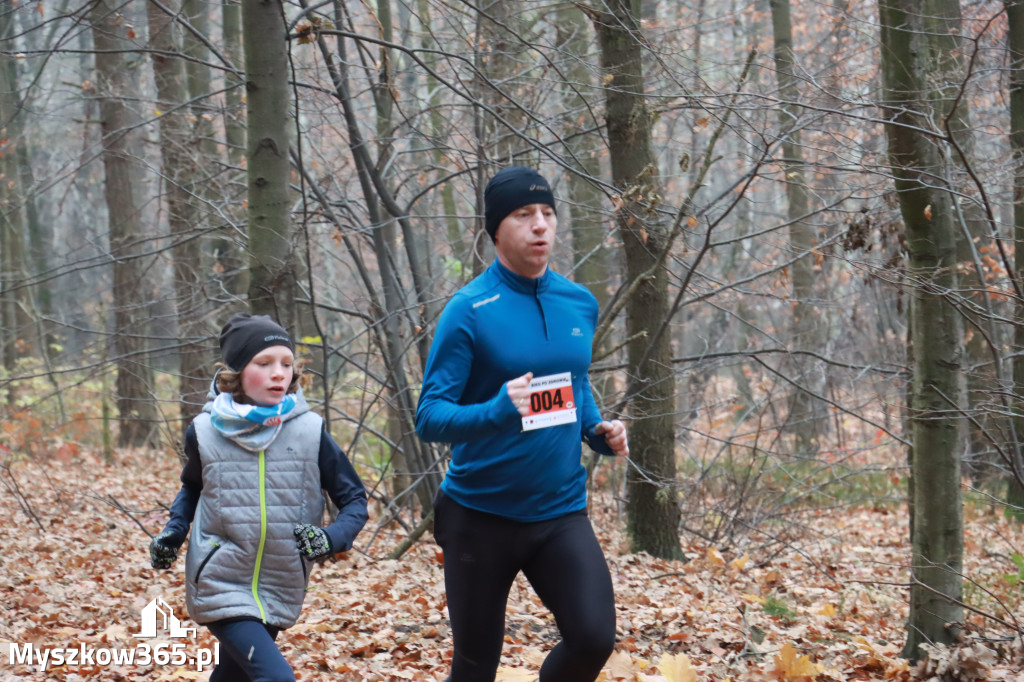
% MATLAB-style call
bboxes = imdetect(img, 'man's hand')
[594,420,629,458]
[506,372,534,417]
[149,530,183,569]
[294,523,332,560]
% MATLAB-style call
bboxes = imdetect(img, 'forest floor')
[1,447,1023,681]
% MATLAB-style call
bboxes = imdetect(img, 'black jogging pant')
[432,490,616,682]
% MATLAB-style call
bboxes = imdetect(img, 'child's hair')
[215,357,310,403]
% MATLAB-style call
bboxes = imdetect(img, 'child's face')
[241,346,295,406]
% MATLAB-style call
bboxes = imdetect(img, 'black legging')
[206,619,292,682]
[433,490,616,682]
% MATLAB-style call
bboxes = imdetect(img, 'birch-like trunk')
[594,0,683,561]
[769,0,822,457]
[1007,0,1024,519]
[243,0,296,327]
[878,0,965,658]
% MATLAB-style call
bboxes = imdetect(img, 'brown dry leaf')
[606,649,649,680]
[658,652,698,682]
[496,667,538,681]
[772,641,821,680]
[730,552,750,572]
[916,642,998,682]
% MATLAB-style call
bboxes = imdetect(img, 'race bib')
[521,372,577,431]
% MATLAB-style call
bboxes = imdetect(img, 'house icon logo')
[133,597,196,639]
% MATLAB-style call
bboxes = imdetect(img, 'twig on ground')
[107,495,156,538]
[388,508,435,561]
[79,490,157,538]
[0,460,45,531]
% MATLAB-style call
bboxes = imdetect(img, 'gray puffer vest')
[184,394,324,629]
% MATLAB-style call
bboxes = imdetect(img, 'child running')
[149,312,368,682]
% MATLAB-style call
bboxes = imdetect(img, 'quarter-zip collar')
[491,259,551,339]
[491,258,551,295]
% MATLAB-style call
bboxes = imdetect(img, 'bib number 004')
[522,372,577,431]
[531,388,567,413]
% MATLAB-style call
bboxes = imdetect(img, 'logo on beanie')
[265,334,290,343]
[529,183,548,192]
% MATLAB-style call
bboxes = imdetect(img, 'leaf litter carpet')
[1,449,1022,681]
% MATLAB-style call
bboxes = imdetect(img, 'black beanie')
[219,313,294,372]
[484,166,556,241]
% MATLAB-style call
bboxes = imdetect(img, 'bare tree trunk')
[769,0,822,457]
[219,0,249,298]
[477,0,526,164]
[416,0,466,278]
[0,0,33,397]
[557,4,616,493]
[224,0,245,166]
[373,0,415,511]
[878,0,965,659]
[21,139,52,358]
[557,4,612,324]
[243,0,296,327]
[1007,0,1024,519]
[593,0,684,561]
[147,0,208,427]
[926,0,997,482]
[184,0,244,303]
[470,0,528,276]
[2,0,52,369]
[0,106,32,406]
[89,0,159,448]
[182,0,215,158]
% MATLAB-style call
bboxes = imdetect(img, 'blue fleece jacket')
[416,259,615,521]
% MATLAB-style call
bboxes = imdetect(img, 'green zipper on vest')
[251,449,268,623]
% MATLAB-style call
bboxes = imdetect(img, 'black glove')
[149,530,183,569]
[294,523,332,560]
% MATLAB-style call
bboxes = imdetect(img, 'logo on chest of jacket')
[472,293,500,309]
[571,328,583,337]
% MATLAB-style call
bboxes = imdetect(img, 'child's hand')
[149,530,183,569]
[293,523,332,560]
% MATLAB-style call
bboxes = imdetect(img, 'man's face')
[494,203,557,279]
